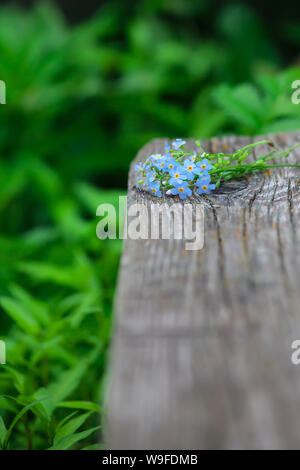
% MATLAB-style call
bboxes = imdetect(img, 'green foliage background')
[0,0,299,449]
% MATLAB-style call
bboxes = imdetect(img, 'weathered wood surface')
[106,132,300,449]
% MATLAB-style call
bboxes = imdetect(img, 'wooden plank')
[106,132,300,449]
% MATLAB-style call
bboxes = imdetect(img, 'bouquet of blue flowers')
[135,139,300,200]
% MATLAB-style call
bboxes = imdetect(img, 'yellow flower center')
[202,164,206,169]
[179,187,184,192]
[175,174,179,178]
[169,164,174,169]
[152,188,156,193]
[202,185,208,190]
[187,166,193,171]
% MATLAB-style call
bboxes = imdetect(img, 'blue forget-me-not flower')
[171,181,192,200]
[172,139,186,150]
[195,176,216,195]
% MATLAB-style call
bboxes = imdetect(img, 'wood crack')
[248,177,265,216]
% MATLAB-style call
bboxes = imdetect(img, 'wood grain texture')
[106,132,300,450]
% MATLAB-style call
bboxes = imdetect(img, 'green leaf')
[17,262,78,288]
[82,443,102,450]
[9,284,50,326]
[2,367,26,394]
[75,182,126,214]
[0,296,40,334]
[31,388,54,423]
[57,401,101,413]
[54,411,93,444]
[261,118,300,134]
[49,425,101,450]
[4,400,41,448]
[54,411,78,431]
[0,397,18,413]
[48,346,101,404]
[48,363,88,404]
[213,84,262,131]
[0,417,7,448]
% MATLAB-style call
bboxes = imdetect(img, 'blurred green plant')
[0,0,299,449]
[0,182,124,449]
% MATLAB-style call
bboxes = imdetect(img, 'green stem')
[210,163,300,175]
